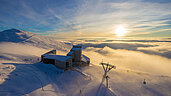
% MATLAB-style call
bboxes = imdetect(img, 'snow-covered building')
[41,45,90,69]
[41,50,72,69]
[67,45,90,66]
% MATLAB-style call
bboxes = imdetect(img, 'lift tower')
[100,62,116,88]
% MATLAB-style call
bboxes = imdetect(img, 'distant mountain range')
[0,29,72,51]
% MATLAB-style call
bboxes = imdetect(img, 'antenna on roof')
[100,62,116,88]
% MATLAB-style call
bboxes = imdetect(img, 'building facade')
[41,45,90,69]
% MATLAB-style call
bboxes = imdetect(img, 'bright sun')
[114,25,127,36]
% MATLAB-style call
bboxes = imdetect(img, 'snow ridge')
[0,29,72,51]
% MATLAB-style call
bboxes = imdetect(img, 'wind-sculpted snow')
[0,62,89,96]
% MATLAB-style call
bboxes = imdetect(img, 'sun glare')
[115,25,127,36]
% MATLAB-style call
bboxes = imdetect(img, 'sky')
[0,0,171,38]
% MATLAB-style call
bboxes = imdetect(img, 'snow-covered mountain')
[0,29,72,51]
[0,29,171,96]
[0,29,35,42]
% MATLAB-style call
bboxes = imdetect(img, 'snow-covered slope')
[0,29,35,43]
[0,29,171,96]
[0,29,72,51]
[1,56,171,96]
[0,44,171,96]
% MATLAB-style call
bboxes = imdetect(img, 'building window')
[72,59,75,62]
[66,62,69,68]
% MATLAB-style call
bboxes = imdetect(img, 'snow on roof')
[42,53,49,56]
[49,49,56,51]
[82,54,90,62]
[42,50,56,56]
[67,51,74,56]
[44,55,71,62]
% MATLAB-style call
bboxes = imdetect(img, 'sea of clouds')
[72,38,171,76]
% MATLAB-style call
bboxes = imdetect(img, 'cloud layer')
[75,38,171,58]
[71,38,171,76]
[83,46,171,76]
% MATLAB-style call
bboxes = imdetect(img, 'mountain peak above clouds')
[3,28,24,32]
[0,28,36,43]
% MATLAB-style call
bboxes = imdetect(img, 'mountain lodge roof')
[44,55,71,62]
